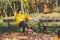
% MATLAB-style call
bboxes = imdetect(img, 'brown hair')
[17,9,21,13]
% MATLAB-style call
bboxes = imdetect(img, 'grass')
[28,12,60,27]
[29,12,60,18]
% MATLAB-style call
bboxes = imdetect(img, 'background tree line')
[0,0,59,18]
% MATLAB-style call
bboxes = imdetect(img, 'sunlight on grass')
[29,13,60,19]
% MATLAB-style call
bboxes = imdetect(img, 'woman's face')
[19,10,22,13]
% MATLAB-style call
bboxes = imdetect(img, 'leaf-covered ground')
[0,32,57,40]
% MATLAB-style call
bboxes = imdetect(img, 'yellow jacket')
[15,13,31,25]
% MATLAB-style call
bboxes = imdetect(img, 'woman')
[15,9,32,35]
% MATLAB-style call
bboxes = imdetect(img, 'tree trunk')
[3,9,8,17]
[20,0,24,13]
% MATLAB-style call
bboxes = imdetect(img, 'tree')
[24,0,30,13]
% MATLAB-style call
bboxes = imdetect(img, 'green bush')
[0,20,6,27]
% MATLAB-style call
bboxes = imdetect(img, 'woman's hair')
[17,9,21,13]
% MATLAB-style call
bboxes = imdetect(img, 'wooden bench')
[3,19,15,26]
[39,18,60,33]
[3,19,15,33]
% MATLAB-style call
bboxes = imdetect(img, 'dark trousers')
[18,20,29,33]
